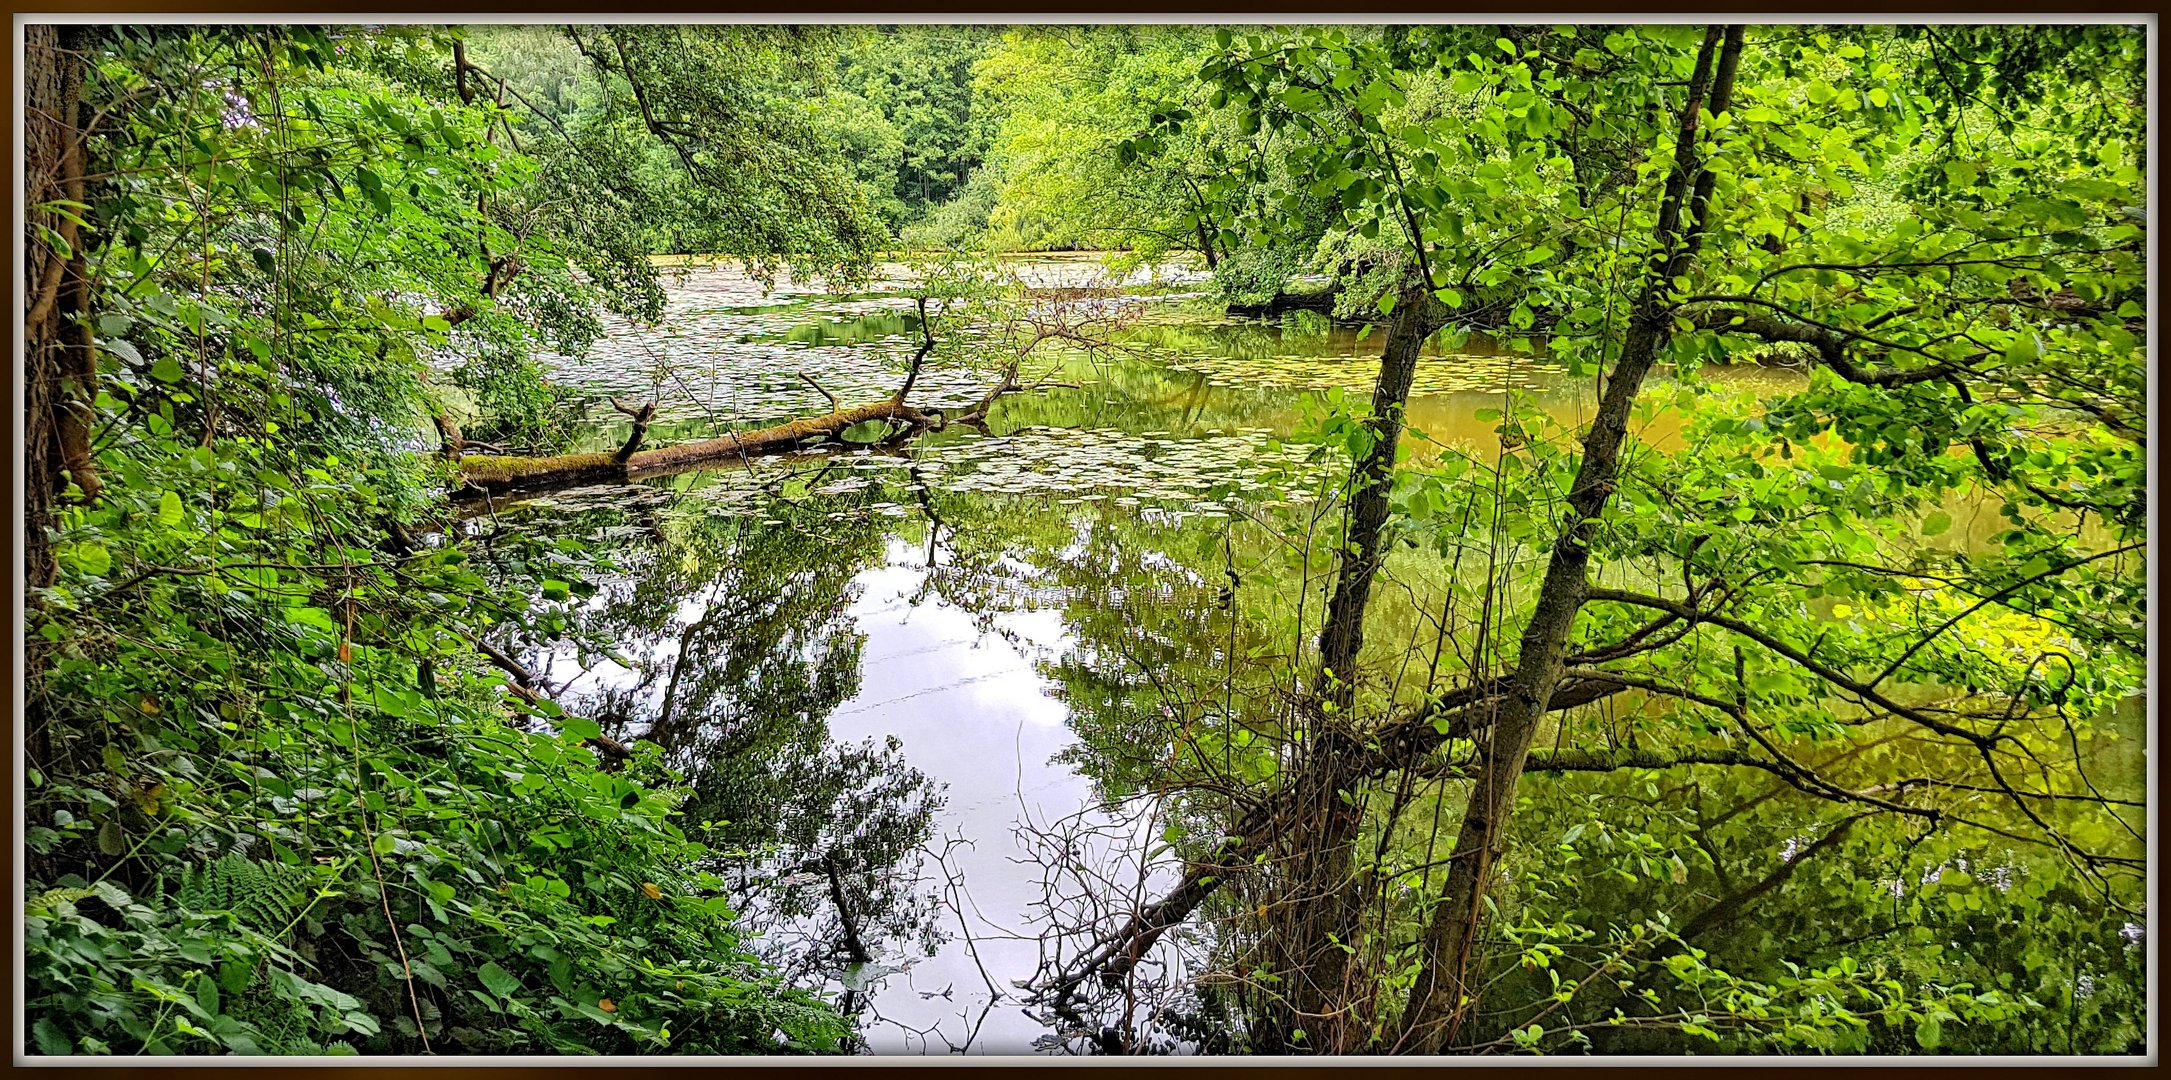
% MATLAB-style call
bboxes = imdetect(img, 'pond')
[465,257,2143,1055]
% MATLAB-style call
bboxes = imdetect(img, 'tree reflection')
[479,451,2143,1056]
[497,490,951,1024]
[903,481,2145,1056]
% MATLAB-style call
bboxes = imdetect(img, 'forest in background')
[20,23,2149,1056]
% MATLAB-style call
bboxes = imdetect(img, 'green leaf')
[157,490,184,527]
[558,715,603,742]
[69,542,111,577]
[150,355,186,384]
[372,832,398,856]
[371,686,413,718]
[31,1018,71,1056]
[478,961,522,1000]
[2059,177,2124,203]
[1921,511,1952,537]
[1915,1016,1943,1049]
[105,338,142,366]
[2004,333,2040,366]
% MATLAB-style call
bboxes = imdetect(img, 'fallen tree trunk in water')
[457,399,933,495]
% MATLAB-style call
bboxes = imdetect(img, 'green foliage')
[1038,21,2146,1054]
[462,24,882,299]
[831,26,1000,233]
[23,23,878,1058]
[449,346,592,454]
[175,855,308,933]
[22,18,2151,1060]
[901,165,1005,251]
[971,27,1247,259]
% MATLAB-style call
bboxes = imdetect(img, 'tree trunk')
[1258,281,1443,1051]
[1315,285,1435,711]
[23,24,94,795]
[457,399,932,495]
[1397,26,1743,1054]
[892,296,934,405]
[24,24,96,590]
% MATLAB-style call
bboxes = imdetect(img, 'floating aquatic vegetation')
[914,425,1322,511]
[535,260,1196,439]
[541,312,998,432]
[1160,350,1560,397]
[649,424,1341,527]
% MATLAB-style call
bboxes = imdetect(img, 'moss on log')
[457,452,624,492]
[458,400,932,495]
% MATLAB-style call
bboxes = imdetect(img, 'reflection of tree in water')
[733,733,949,993]
[906,491,1302,1051]
[904,484,2148,1056]
[500,491,950,1031]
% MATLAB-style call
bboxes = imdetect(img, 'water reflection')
[491,497,952,1044]
[478,262,2144,1056]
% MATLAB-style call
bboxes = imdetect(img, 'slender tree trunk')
[24,24,94,796]
[1397,26,1743,1054]
[1258,280,1442,1051]
[25,24,96,590]
[1316,283,1435,712]
[892,297,934,405]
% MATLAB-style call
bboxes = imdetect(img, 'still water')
[467,257,2137,1054]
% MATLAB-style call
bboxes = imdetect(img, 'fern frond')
[176,855,304,933]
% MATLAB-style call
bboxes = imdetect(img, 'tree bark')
[1315,286,1438,712]
[1396,25,1743,1054]
[609,396,657,463]
[23,24,94,795]
[25,24,97,590]
[1194,219,1221,271]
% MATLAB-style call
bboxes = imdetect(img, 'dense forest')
[20,23,2150,1057]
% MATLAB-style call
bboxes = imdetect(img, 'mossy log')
[457,399,932,495]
